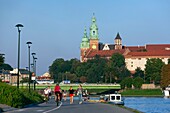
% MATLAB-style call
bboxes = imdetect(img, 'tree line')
[49,53,170,89]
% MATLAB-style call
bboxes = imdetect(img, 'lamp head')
[15,24,24,28]
[26,41,32,45]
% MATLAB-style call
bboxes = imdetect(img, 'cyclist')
[54,83,61,105]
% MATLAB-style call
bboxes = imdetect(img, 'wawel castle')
[80,14,170,73]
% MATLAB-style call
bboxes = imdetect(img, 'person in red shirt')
[69,86,74,104]
[54,83,61,102]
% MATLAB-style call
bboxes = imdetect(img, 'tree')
[0,64,13,71]
[0,55,5,65]
[110,53,130,82]
[133,77,143,89]
[49,58,72,82]
[133,67,144,79]
[80,76,87,83]
[120,77,133,89]
[145,58,165,84]
[20,77,29,83]
[86,56,107,83]
[168,59,170,64]
[160,64,170,88]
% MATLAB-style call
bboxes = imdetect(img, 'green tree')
[80,76,87,83]
[0,55,5,65]
[110,53,130,82]
[168,59,170,64]
[160,64,170,88]
[133,77,143,89]
[0,64,13,71]
[20,77,29,83]
[145,58,165,84]
[49,58,72,82]
[133,67,144,79]
[86,56,107,83]
[120,77,133,89]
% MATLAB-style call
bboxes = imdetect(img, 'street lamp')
[15,24,24,89]
[33,57,37,90]
[26,41,32,92]
[32,52,37,90]
[32,53,36,73]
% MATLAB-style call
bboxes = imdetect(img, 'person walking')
[44,87,49,103]
[68,86,74,104]
[47,86,52,99]
[63,90,67,101]
[77,84,83,104]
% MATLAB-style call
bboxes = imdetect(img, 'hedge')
[0,83,44,108]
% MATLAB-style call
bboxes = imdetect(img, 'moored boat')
[105,94,124,105]
[164,86,170,98]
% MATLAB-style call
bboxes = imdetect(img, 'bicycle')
[55,92,60,106]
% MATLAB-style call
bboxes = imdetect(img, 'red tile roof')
[87,49,126,58]
[85,44,170,59]
[126,50,170,57]
[146,44,170,51]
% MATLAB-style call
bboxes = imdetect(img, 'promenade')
[0,97,135,113]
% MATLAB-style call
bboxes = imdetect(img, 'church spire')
[114,32,122,49]
[90,13,99,39]
[80,27,89,49]
[115,32,122,39]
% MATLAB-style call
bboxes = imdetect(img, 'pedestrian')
[63,90,67,101]
[54,83,61,102]
[47,86,52,99]
[68,86,74,104]
[44,87,49,103]
[77,84,83,104]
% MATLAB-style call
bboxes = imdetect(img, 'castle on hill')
[80,14,170,73]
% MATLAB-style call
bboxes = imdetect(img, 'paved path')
[0,98,135,113]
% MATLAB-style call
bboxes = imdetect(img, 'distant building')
[37,72,51,80]
[36,72,54,84]
[80,14,170,73]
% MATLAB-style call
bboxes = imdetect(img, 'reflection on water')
[124,97,170,113]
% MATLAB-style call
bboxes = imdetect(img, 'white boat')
[164,86,170,98]
[105,94,124,105]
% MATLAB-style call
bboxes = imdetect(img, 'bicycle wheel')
[56,94,59,106]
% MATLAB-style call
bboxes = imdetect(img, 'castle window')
[93,31,95,35]
[131,65,133,67]
[138,58,141,60]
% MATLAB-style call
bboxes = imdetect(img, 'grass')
[34,84,121,90]
[121,89,163,96]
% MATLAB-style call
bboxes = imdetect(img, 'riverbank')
[121,89,163,97]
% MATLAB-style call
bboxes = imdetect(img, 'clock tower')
[89,13,99,51]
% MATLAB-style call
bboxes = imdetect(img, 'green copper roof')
[80,27,89,48]
[90,13,99,39]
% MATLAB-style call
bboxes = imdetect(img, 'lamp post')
[32,53,37,90]
[26,41,32,92]
[15,24,24,89]
[33,57,37,90]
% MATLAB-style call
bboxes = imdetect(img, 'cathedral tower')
[80,27,89,62]
[89,13,99,50]
[114,32,122,49]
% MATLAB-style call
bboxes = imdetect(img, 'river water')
[124,97,170,113]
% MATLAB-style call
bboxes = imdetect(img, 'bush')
[120,77,133,89]
[133,77,143,89]
[0,83,44,108]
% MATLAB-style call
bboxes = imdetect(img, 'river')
[124,97,170,113]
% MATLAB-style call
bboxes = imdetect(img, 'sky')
[0,0,170,76]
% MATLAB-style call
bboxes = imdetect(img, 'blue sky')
[1,0,170,75]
